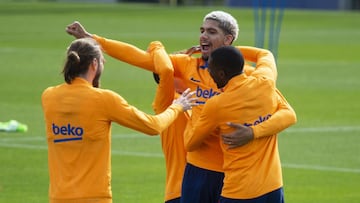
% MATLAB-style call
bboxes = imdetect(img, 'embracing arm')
[222,89,297,148]
[184,99,217,151]
[106,92,181,135]
[237,46,277,81]
[106,89,195,135]
[252,89,297,138]
[221,47,292,148]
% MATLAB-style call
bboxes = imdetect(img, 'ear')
[91,58,98,71]
[224,34,234,45]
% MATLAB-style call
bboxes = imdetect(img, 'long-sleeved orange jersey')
[148,41,189,201]
[92,35,296,173]
[184,49,296,199]
[41,78,185,203]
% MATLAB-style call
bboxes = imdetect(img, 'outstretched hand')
[66,21,92,39]
[222,122,254,149]
[173,88,197,111]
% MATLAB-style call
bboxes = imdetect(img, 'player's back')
[42,78,113,201]
[211,73,282,199]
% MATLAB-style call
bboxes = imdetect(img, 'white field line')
[282,163,360,173]
[0,126,359,173]
[1,125,358,142]
[0,142,164,157]
[1,141,358,174]
[284,126,360,133]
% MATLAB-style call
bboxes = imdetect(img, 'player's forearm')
[150,41,176,113]
[184,130,203,152]
[123,104,183,136]
[93,35,155,72]
[152,66,175,113]
[150,104,183,134]
[252,105,297,139]
[152,87,174,114]
[184,120,214,152]
[149,41,174,77]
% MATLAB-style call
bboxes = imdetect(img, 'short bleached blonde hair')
[203,11,239,43]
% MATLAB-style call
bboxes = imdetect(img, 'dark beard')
[92,71,101,88]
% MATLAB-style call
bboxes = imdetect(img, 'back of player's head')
[204,11,239,43]
[210,46,244,77]
[63,38,101,84]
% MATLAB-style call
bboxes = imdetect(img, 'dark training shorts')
[219,187,285,203]
[180,163,224,203]
[165,197,180,203]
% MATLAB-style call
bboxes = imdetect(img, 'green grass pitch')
[0,2,359,203]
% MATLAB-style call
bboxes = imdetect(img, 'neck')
[78,72,94,85]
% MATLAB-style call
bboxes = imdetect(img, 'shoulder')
[93,88,121,98]
[169,54,200,66]
[169,54,202,77]
[41,84,63,97]
[95,88,128,104]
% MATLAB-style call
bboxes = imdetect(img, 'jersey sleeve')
[184,97,218,152]
[235,46,295,138]
[103,90,183,135]
[93,35,155,72]
[92,35,189,79]
[148,41,175,113]
[252,89,297,138]
[237,46,277,81]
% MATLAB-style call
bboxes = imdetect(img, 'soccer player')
[148,41,190,203]
[65,10,296,203]
[41,38,196,203]
[185,46,296,203]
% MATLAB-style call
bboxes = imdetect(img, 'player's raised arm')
[66,21,92,39]
[148,41,176,113]
[66,21,156,72]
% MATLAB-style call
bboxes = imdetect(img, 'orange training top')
[42,77,184,202]
[184,47,297,199]
[92,35,296,173]
[148,41,189,201]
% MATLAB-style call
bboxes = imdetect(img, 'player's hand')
[173,88,197,111]
[66,21,92,39]
[222,122,254,149]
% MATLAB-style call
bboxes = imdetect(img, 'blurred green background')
[0,1,359,203]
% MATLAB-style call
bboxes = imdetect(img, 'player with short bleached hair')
[203,10,239,43]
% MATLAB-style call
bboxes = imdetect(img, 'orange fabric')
[185,47,296,199]
[93,34,225,171]
[92,35,296,175]
[42,78,183,202]
[149,41,189,201]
